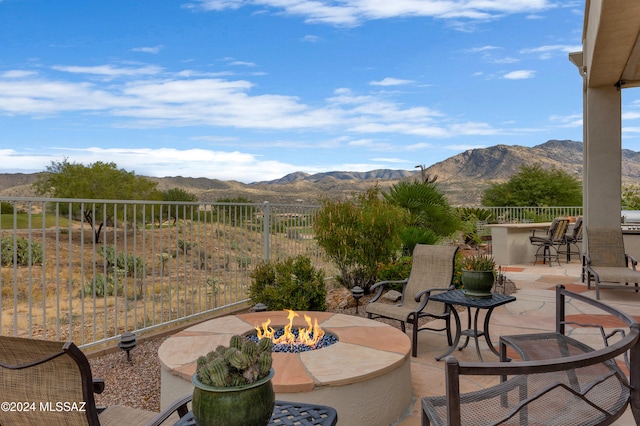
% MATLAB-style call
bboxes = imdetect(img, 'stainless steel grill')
[621,210,640,231]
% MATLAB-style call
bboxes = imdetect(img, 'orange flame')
[255,309,325,348]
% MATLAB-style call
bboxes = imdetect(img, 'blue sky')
[1,0,638,183]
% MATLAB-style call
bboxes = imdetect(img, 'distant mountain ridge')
[4,140,640,205]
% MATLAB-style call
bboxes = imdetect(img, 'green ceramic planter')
[461,270,495,298]
[191,369,275,426]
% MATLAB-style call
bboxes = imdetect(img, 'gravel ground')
[89,280,516,413]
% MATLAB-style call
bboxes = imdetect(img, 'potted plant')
[460,254,497,298]
[192,334,275,426]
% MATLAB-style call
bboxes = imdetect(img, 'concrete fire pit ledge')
[159,311,412,426]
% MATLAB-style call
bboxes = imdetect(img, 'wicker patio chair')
[584,226,640,300]
[529,217,569,266]
[366,244,458,357]
[0,336,191,426]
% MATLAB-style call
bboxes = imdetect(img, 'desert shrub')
[177,239,197,252]
[82,273,122,298]
[452,250,466,289]
[1,201,14,214]
[0,236,43,266]
[314,187,406,290]
[456,207,495,246]
[249,255,326,311]
[398,226,440,256]
[376,256,412,292]
[98,246,146,277]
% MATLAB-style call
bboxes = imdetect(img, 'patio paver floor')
[395,260,640,426]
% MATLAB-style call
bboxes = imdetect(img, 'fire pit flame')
[255,310,325,348]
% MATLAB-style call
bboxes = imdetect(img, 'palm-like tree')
[384,180,460,254]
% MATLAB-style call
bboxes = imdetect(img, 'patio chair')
[365,244,458,357]
[0,336,191,426]
[529,217,569,266]
[584,226,640,300]
[557,216,583,263]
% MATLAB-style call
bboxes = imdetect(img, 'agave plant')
[195,335,273,387]
[460,254,496,271]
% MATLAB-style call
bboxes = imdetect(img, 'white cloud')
[370,157,408,163]
[52,64,163,77]
[131,45,164,54]
[369,77,414,86]
[301,35,321,43]
[503,70,536,80]
[186,0,554,26]
[550,114,582,128]
[1,70,38,78]
[466,45,500,53]
[0,66,501,140]
[520,44,582,59]
[5,146,300,182]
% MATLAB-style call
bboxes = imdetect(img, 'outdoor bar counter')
[490,222,553,266]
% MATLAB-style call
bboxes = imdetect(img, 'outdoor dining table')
[172,400,338,426]
[429,290,516,362]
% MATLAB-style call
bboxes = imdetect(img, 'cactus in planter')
[196,335,273,388]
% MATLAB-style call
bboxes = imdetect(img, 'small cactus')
[195,335,273,387]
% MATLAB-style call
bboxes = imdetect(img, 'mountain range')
[3,140,640,205]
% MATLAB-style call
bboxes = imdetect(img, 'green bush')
[0,236,43,266]
[249,255,326,311]
[376,256,412,292]
[314,187,406,290]
[1,201,14,214]
[452,250,465,289]
[98,246,146,277]
[82,273,122,298]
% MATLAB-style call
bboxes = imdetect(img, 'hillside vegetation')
[4,140,640,205]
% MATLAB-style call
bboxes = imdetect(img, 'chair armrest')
[369,279,407,303]
[146,393,192,426]
[93,378,105,394]
[626,254,638,269]
[415,285,454,302]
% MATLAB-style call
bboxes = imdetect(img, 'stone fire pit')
[159,311,412,426]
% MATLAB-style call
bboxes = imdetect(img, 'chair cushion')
[588,266,640,284]
[365,302,414,322]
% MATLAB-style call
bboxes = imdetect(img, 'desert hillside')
[3,140,640,205]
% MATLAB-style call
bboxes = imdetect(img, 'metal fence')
[0,197,333,350]
[0,198,583,350]
[482,206,583,223]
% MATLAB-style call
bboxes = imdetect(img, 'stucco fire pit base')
[159,311,412,426]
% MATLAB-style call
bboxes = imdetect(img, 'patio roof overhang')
[572,0,640,89]
[569,0,640,230]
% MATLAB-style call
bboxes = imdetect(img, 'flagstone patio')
[396,260,640,425]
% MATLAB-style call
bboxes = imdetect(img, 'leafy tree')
[623,184,640,209]
[384,180,460,254]
[482,164,582,207]
[1,201,14,214]
[156,188,199,224]
[33,159,160,242]
[313,187,406,290]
